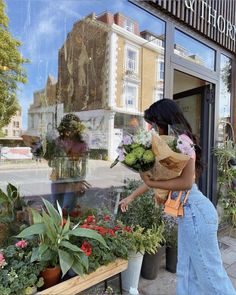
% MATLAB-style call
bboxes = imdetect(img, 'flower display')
[111,129,155,172]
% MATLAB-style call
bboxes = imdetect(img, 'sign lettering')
[185,0,236,41]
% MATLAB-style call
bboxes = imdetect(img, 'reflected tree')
[0,0,28,128]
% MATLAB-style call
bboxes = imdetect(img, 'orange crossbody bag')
[164,190,190,218]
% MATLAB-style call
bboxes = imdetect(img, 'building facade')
[3,109,22,138]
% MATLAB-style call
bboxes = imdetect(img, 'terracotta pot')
[41,266,61,289]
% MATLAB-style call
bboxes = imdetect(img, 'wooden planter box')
[37,259,128,295]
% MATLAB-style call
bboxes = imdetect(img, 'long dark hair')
[144,98,202,175]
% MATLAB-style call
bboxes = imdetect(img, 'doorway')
[173,70,215,202]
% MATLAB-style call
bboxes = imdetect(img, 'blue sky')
[5,0,165,129]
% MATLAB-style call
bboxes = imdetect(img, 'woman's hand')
[119,195,135,212]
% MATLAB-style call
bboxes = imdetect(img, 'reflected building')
[27,11,165,159]
[2,109,22,139]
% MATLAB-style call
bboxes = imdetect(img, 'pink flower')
[15,240,28,248]
[0,252,6,268]
[177,134,195,158]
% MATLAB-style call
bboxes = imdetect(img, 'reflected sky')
[174,29,215,70]
[5,0,165,128]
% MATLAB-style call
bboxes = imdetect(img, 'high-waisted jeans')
[176,183,236,295]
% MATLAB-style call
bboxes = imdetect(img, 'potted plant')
[117,179,165,281]
[0,240,44,295]
[141,224,165,280]
[163,215,178,273]
[17,199,107,289]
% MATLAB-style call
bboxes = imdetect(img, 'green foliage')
[213,140,236,226]
[17,199,107,277]
[163,215,178,248]
[117,179,163,229]
[0,0,29,128]
[0,241,44,295]
[0,183,26,223]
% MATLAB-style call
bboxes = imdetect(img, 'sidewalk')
[136,233,236,295]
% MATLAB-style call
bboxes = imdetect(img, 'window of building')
[4,129,8,136]
[155,90,164,102]
[124,18,134,33]
[124,84,138,109]
[125,46,138,73]
[13,121,20,128]
[157,60,164,81]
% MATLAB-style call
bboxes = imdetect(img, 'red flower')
[95,226,107,236]
[81,241,92,256]
[113,226,120,232]
[107,229,115,236]
[103,215,111,221]
[123,226,132,233]
[70,210,78,218]
[84,215,95,224]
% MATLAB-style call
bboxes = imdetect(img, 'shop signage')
[185,0,236,41]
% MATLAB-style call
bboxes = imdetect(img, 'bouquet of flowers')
[150,132,195,204]
[110,129,155,172]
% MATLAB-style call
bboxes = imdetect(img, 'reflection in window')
[2,0,165,208]
[174,29,215,71]
[219,54,232,121]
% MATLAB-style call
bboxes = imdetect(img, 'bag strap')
[166,190,183,208]
[183,190,190,204]
[166,190,190,206]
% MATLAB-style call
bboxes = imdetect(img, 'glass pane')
[218,54,232,142]
[219,55,232,120]
[1,0,165,216]
[174,29,215,71]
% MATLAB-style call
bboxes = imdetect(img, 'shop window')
[174,29,215,71]
[3,0,165,202]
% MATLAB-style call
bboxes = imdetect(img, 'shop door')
[173,85,215,202]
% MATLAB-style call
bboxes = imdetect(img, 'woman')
[119,99,236,295]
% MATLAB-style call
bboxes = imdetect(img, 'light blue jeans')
[176,184,236,295]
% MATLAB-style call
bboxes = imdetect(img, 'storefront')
[3,0,235,205]
[128,0,236,203]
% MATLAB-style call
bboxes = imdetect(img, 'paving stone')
[226,262,236,279]
[229,276,236,289]
[221,250,236,265]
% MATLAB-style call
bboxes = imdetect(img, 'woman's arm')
[140,158,195,191]
[119,183,149,212]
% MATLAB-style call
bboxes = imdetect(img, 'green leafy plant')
[0,183,26,223]
[213,140,236,227]
[117,179,163,229]
[163,215,178,248]
[0,240,44,295]
[17,199,108,277]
